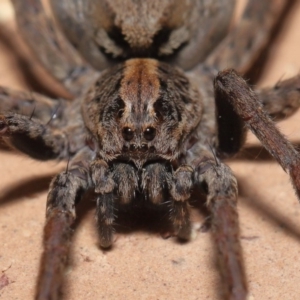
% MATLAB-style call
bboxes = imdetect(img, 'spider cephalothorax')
[83,58,202,167]
[81,58,202,248]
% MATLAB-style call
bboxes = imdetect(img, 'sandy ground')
[0,1,300,299]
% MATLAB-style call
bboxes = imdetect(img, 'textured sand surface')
[0,1,300,299]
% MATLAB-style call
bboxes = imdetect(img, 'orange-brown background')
[0,1,300,299]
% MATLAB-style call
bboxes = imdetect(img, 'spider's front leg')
[192,154,247,300]
[36,147,93,300]
[215,69,300,198]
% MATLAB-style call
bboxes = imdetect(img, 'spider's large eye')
[122,127,134,141]
[144,127,156,141]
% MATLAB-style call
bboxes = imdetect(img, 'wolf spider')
[1,0,300,299]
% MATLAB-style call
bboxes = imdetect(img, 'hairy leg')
[257,74,300,121]
[0,91,88,160]
[0,112,70,160]
[206,0,288,73]
[0,86,66,123]
[96,192,115,248]
[191,153,247,300]
[215,69,300,198]
[36,147,93,300]
[186,78,249,298]
[11,0,98,96]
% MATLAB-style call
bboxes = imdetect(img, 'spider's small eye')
[141,144,148,152]
[117,109,124,118]
[144,127,156,141]
[122,127,134,141]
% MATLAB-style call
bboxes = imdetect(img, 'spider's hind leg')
[258,74,300,121]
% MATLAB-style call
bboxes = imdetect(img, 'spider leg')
[215,69,300,198]
[0,112,69,160]
[257,74,300,121]
[192,154,247,300]
[186,81,249,298]
[36,147,93,300]
[206,0,289,73]
[91,159,116,248]
[0,86,66,123]
[96,192,115,248]
[11,0,98,97]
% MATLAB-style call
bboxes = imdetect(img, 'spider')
[1,0,300,299]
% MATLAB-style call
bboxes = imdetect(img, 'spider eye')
[122,127,134,141]
[117,109,124,118]
[144,127,156,141]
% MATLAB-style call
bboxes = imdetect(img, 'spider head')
[83,58,202,168]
